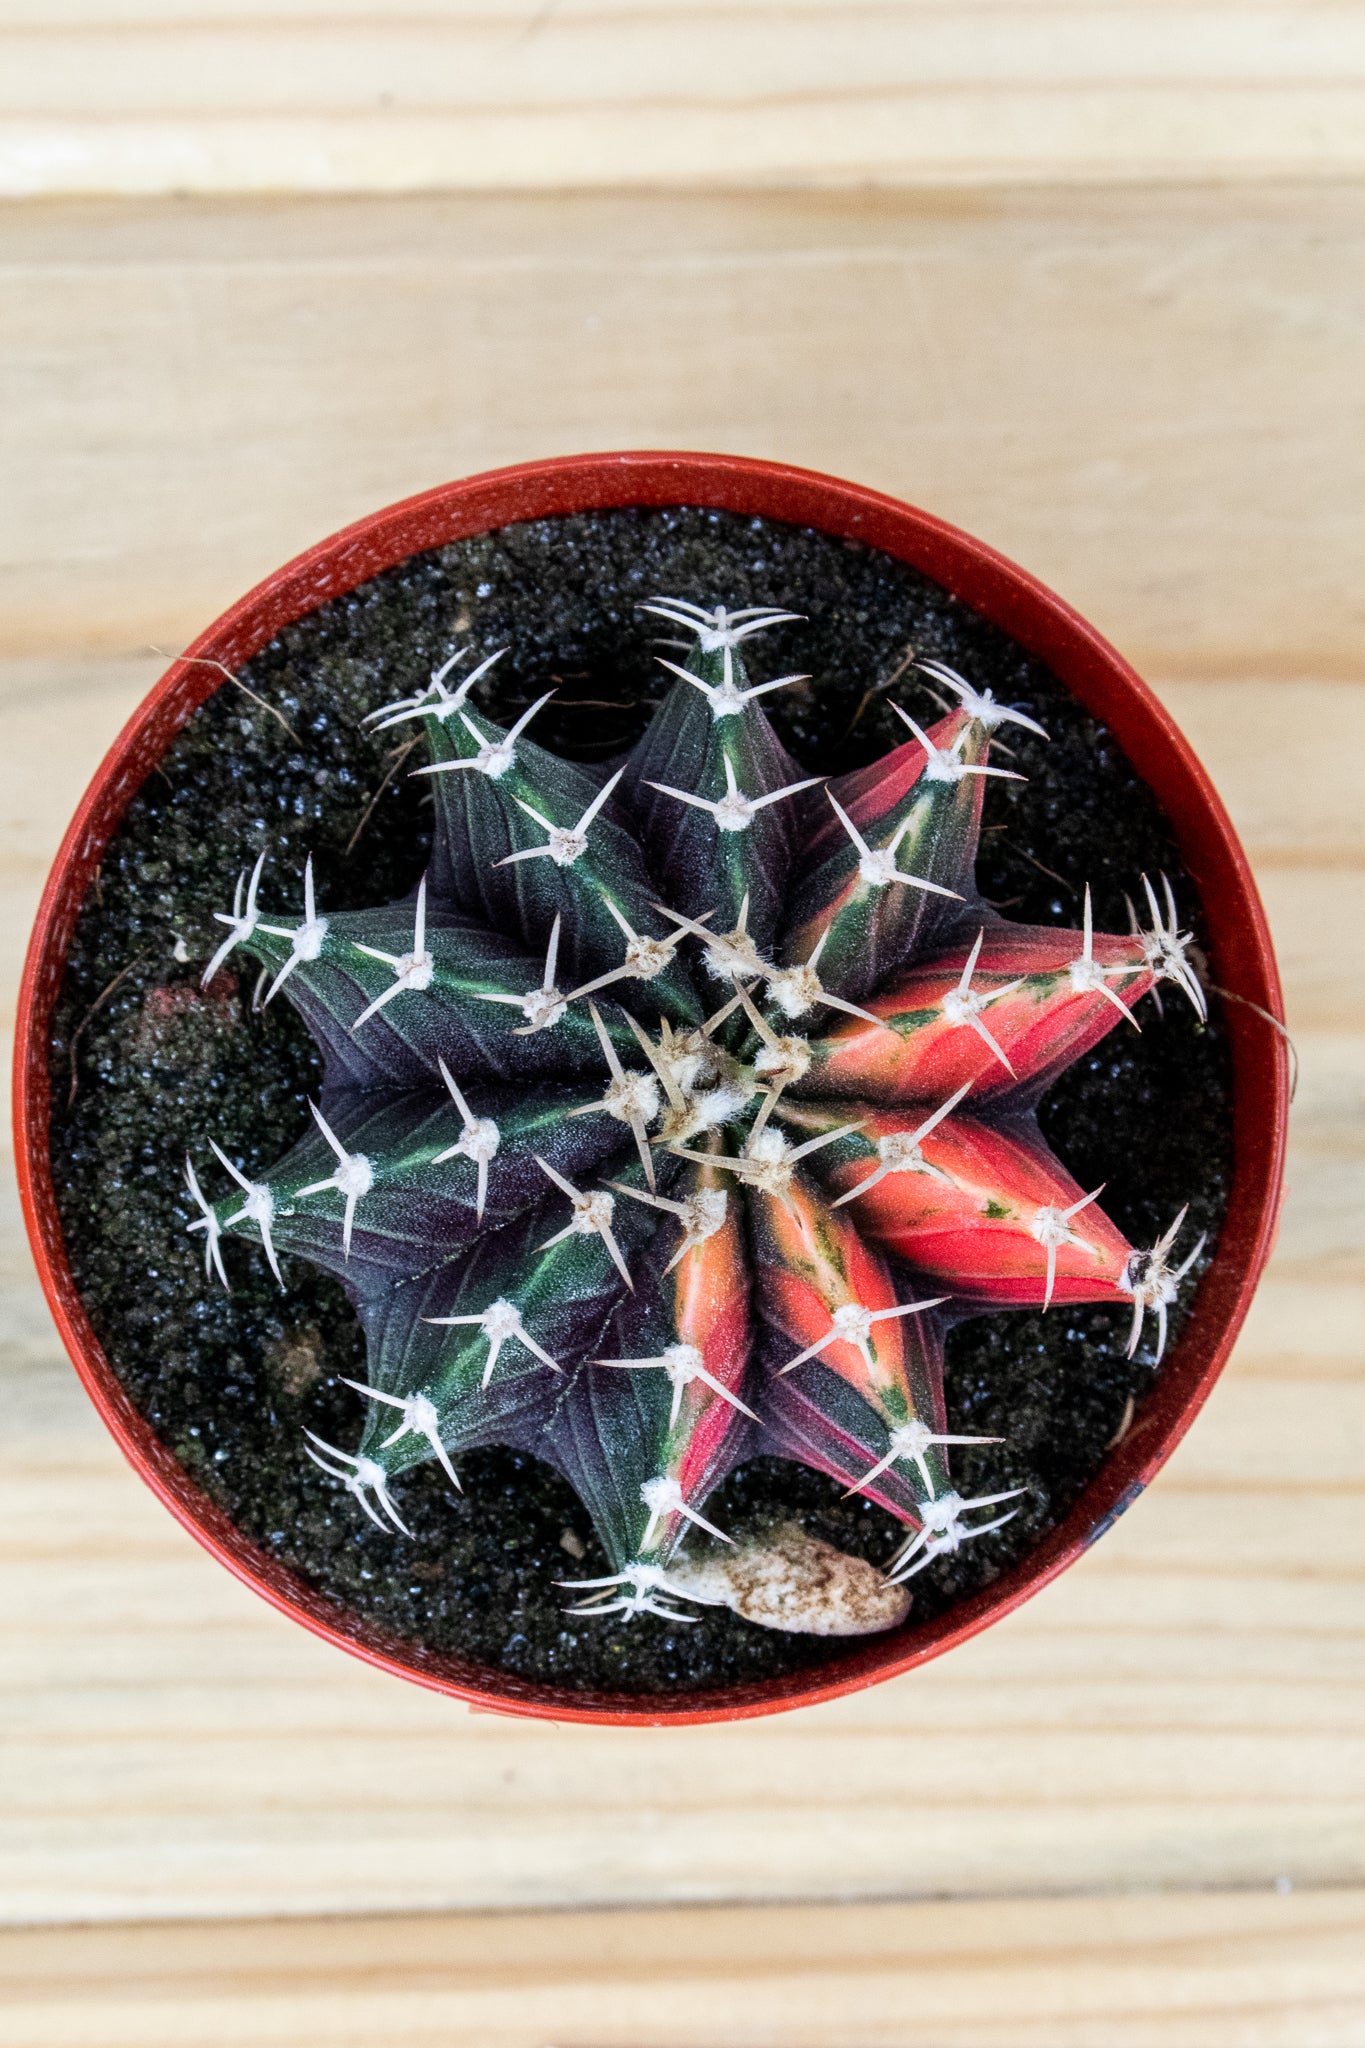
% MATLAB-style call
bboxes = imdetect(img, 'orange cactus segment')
[803,920,1156,1105]
[663,1153,754,1503]
[749,1166,938,1431]
[819,1105,1135,1307]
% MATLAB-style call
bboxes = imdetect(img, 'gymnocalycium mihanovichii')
[185,599,1207,1631]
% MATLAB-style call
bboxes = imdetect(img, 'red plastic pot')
[15,452,1288,1725]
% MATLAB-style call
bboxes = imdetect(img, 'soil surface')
[49,505,1231,1695]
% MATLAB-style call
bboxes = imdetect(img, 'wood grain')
[3,187,1364,679]
[3,1891,1365,2047]
[1,655,1361,1924]
[0,187,1360,2048]
[4,2,1365,197]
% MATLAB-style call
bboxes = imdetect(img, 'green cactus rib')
[185,599,1209,1628]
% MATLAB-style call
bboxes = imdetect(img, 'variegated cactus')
[185,603,1206,1631]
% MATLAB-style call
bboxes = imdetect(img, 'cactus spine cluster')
[186,600,1206,1629]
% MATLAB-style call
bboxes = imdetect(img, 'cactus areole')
[17,455,1287,1724]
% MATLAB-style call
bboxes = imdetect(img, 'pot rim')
[14,450,1289,1726]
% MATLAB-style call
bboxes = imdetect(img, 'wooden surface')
[4,1893,1365,2047]
[2,183,1363,2041]
[5,185,1365,678]
[4,2,1365,196]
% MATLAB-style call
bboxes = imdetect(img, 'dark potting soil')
[48,505,1232,1696]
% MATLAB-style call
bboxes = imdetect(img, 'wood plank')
[1151,683,1365,871]
[1260,874,1365,1031]
[2,1891,1364,2047]
[1,189,1361,1935]
[0,683,1360,1925]
[3,1295,1361,1927]
[4,2,1365,198]
[2,187,1364,681]
[3,988,1361,1920]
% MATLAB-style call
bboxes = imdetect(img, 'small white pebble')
[670,1523,911,1636]
[559,1528,586,1560]
[172,935,189,963]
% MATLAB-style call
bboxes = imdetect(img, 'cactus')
[185,601,1206,1630]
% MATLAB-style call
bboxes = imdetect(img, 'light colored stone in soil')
[670,1522,911,1636]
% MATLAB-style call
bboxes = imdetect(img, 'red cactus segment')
[809,1103,1134,1307]
[558,1148,756,1575]
[797,722,935,872]
[760,1360,928,1526]
[749,1167,940,1432]
[657,1155,756,1518]
[779,710,991,1003]
[802,920,1155,1106]
[749,1167,957,1511]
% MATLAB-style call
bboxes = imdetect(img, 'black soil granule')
[48,506,1231,1695]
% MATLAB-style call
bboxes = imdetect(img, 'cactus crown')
[187,600,1205,1630]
